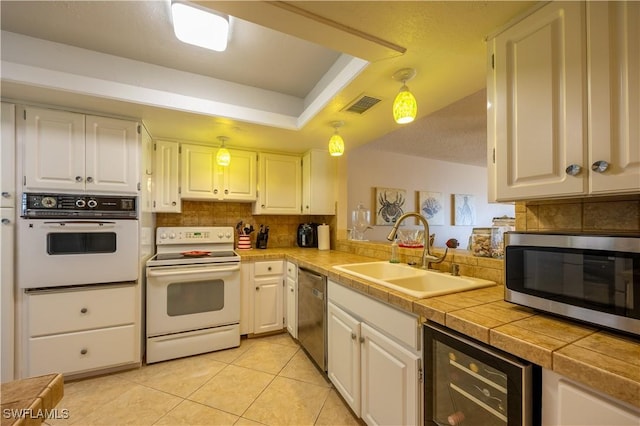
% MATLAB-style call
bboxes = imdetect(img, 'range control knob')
[225,232,232,239]
[87,199,98,208]
[169,233,176,239]
[160,233,167,240]
[75,199,86,208]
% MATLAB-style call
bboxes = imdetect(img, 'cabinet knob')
[1,192,10,198]
[80,348,88,355]
[75,176,83,182]
[290,288,294,293]
[591,160,609,173]
[261,204,265,208]
[565,164,582,176]
[351,332,357,340]
[171,201,177,206]
[214,189,219,194]
[359,337,365,344]
[268,266,272,271]
[86,176,94,183]
[80,307,88,314]
[224,189,229,194]
[1,218,10,225]
[255,286,260,291]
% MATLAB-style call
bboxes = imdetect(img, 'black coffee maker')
[297,223,319,248]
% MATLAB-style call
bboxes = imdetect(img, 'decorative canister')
[237,235,251,250]
[470,228,492,257]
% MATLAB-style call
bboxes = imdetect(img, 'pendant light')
[328,121,345,156]
[216,136,231,166]
[392,68,417,124]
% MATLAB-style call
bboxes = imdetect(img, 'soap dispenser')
[390,239,400,263]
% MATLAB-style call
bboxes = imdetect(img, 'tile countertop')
[238,247,640,409]
[0,373,64,426]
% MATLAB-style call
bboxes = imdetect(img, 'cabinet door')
[181,143,216,200]
[327,302,361,416]
[285,275,297,338]
[253,276,283,334]
[493,2,587,200]
[153,140,181,212]
[254,153,301,214]
[224,149,257,201]
[23,107,85,192]
[588,1,640,194]
[1,207,15,381]
[302,150,336,215]
[361,322,420,426]
[1,103,15,207]
[85,115,139,194]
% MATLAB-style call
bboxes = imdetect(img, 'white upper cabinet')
[181,143,256,201]
[587,1,640,194]
[253,152,301,214]
[302,149,336,215]
[21,107,139,194]
[1,103,16,207]
[488,1,639,201]
[152,140,181,213]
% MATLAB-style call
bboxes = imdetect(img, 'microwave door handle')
[147,265,240,277]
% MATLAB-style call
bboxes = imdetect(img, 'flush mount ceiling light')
[216,136,231,166]
[328,121,345,157]
[392,68,418,124]
[171,1,229,52]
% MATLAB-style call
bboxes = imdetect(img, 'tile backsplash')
[516,195,640,233]
[156,201,336,248]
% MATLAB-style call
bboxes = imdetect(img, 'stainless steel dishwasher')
[297,267,327,372]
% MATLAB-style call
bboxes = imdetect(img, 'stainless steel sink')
[332,261,495,298]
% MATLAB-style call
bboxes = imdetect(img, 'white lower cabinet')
[542,368,640,425]
[328,280,422,425]
[285,261,297,339]
[252,261,284,335]
[24,284,139,377]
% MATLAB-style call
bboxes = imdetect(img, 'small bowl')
[397,229,424,248]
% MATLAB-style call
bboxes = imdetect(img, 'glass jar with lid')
[470,228,492,257]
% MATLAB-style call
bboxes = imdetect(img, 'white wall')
[346,146,514,248]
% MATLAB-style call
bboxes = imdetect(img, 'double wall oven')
[146,226,241,364]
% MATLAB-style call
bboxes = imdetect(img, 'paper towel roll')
[317,224,330,250]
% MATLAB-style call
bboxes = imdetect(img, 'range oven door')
[146,263,240,337]
[17,219,139,289]
[424,322,540,426]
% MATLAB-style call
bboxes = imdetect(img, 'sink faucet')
[386,212,448,270]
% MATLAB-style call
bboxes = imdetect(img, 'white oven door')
[17,219,139,289]
[146,263,240,337]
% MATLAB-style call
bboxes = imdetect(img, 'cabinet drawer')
[28,325,137,377]
[254,260,283,276]
[286,262,297,279]
[28,285,136,336]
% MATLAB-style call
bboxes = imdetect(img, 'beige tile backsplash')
[517,195,640,233]
[156,200,336,248]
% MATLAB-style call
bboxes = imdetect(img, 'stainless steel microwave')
[504,232,640,336]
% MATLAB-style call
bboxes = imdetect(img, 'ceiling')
[0,1,535,166]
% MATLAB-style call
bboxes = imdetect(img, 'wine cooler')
[423,322,541,426]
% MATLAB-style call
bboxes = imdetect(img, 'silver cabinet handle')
[591,160,609,173]
[86,176,94,183]
[565,164,582,176]
[75,176,83,182]
[80,348,88,355]
[1,218,10,225]
[1,192,10,198]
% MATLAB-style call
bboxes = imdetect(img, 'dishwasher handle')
[300,267,324,280]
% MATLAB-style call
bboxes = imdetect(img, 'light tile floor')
[46,333,362,426]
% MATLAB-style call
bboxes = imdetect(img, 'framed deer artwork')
[374,187,406,225]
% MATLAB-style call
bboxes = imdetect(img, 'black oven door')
[424,322,541,426]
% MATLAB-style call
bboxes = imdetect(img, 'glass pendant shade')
[328,133,345,156]
[393,85,417,124]
[216,147,231,166]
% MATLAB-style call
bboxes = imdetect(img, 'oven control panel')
[156,227,234,244]
[21,193,137,218]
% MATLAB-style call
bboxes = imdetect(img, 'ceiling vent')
[342,94,382,114]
